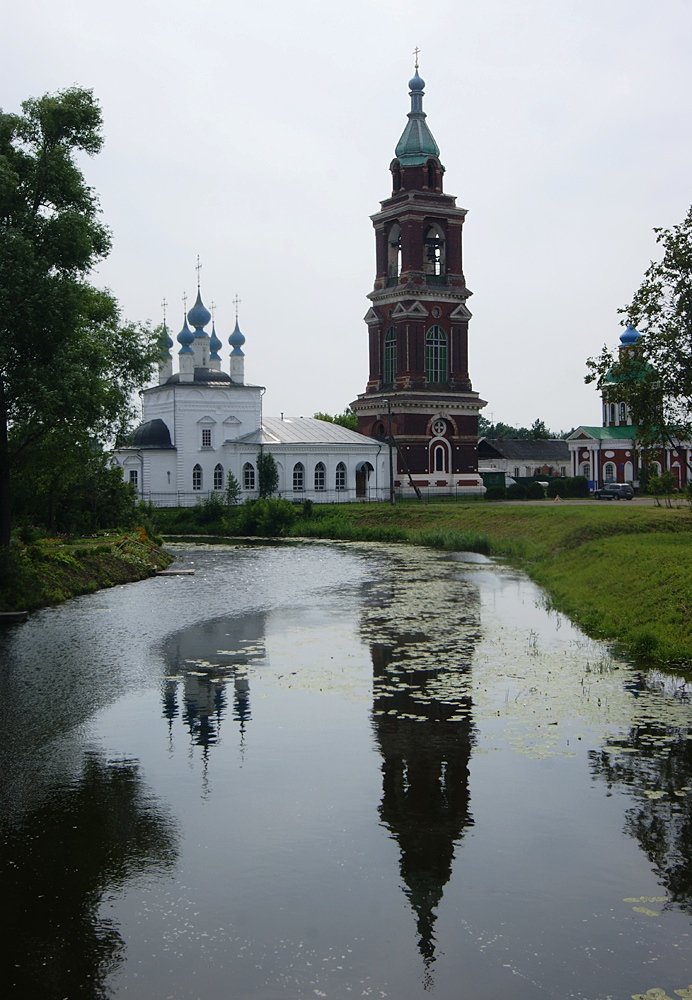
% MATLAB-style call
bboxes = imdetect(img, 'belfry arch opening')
[424,223,446,277]
[387,224,402,280]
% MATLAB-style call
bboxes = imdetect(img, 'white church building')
[113,284,390,505]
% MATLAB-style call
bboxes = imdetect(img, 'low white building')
[114,286,390,505]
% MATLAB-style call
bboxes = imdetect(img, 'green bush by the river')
[0,530,172,612]
[153,497,691,669]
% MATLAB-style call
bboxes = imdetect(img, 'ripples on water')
[1,541,691,999]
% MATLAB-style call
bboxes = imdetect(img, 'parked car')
[593,483,635,500]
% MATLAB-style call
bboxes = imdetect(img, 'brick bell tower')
[351,61,486,496]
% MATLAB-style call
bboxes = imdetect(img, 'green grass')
[0,532,172,612]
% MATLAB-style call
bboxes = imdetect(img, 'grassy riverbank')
[290,501,691,668]
[0,530,172,613]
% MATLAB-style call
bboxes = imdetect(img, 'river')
[1,541,690,999]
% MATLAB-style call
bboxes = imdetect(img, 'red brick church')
[351,62,486,497]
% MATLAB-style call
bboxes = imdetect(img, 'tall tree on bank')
[586,206,692,467]
[0,88,158,546]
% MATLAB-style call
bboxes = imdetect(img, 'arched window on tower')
[425,326,448,384]
[609,403,616,425]
[424,223,446,279]
[392,163,402,193]
[619,402,627,424]
[213,464,224,490]
[192,464,202,491]
[383,328,397,385]
[387,224,401,283]
[426,160,435,190]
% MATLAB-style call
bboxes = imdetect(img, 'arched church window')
[603,462,616,483]
[335,462,347,491]
[293,462,304,492]
[425,326,448,384]
[432,444,447,472]
[213,464,224,490]
[581,462,591,479]
[424,224,446,276]
[314,462,326,491]
[243,463,255,490]
[383,328,397,385]
[609,403,616,425]
[387,224,401,279]
[192,464,202,491]
[619,402,627,424]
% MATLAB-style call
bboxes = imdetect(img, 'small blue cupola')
[228,306,246,385]
[229,319,246,356]
[620,324,641,346]
[177,314,194,353]
[210,321,222,358]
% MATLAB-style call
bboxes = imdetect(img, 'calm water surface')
[1,541,691,1000]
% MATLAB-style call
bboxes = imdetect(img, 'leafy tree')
[0,87,158,546]
[10,430,137,534]
[256,451,279,497]
[314,408,358,431]
[478,416,565,439]
[224,469,241,506]
[586,206,692,470]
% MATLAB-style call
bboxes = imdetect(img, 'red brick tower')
[351,64,486,496]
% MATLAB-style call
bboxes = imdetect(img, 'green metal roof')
[569,426,638,441]
[395,115,440,166]
[394,70,440,166]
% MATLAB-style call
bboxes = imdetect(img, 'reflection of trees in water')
[1,752,177,1000]
[363,551,480,985]
[591,675,692,913]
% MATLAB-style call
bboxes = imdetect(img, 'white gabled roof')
[260,416,379,446]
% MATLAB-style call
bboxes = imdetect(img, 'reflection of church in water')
[161,611,266,759]
[365,553,480,982]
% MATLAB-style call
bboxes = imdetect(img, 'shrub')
[527,481,546,499]
[236,498,297,537]
[506,483,527,500]
[195,493,227,525]
[484,486,506,501]
[547,479,568,498]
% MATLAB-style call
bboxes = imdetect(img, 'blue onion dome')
[158,322,174,353]
[209,322,222,360]
[177,315,194,353]
[229,319,246,356]
[620,324,641,345]
[188,289,212,330]
[409,69,425,92]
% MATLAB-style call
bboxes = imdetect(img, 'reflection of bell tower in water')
[351,59,486,496]
[367,563,478,981]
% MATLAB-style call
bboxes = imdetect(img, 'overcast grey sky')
[5,0,692,431]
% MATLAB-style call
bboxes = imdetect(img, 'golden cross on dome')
[413,46,420,70]
[210,300,216,323]
[161,297,168,324]
[233,294,241,321]
[195,255,202,288]
[182,291,187,312]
